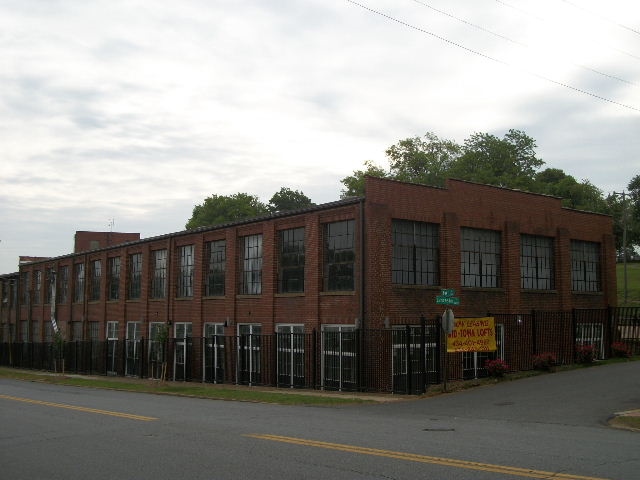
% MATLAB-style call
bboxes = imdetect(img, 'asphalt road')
[1,361,638,480]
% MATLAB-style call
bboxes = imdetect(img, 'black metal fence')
[1,307,638,394]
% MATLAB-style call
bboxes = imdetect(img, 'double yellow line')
[0,394,157,422]
[246,434,610,480]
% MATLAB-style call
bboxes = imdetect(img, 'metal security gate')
[276,325,305,388]
[237,324,261,385]
[392,325,439,394]
[174,322,193,381]
[203,323,225,383]
[125,322,141,377]
[322,326,358,391]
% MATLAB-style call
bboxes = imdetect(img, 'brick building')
[0,177,617,390]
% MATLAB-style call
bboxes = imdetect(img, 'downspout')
[359,198,366,391]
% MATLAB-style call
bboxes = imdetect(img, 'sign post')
[436,289,459,392]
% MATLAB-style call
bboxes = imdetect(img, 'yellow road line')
[246,434,610,480]
[0,394,157,422]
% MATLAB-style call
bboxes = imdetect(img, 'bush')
[611,341,632,358]
[575,344,595,364]
[532,352,557,371]
[485,358,510,377]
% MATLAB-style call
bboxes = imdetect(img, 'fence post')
[312,329,317,390]
[571,309,577,363]
[420,315,426,394]
[140,337,145,379]
[273,332,278,388]
[531,310,537,355]
[405,325,412,395]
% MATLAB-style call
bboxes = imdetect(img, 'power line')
[559,0,640,37]
[495,0,640,62]
[411,0,636,86]
[345,0,640,113]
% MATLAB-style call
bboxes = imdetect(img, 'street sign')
[436,295,460,306]
[441,289,456,297]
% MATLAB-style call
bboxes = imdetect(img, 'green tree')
[185,193,268,229]
[268,187,314,213]
[450,129,544,189]
[385,132,460,187]
[535,168,608,213]
[340,160,388,198]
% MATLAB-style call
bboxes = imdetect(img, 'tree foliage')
[185,193,268,229]
[268,187,314,213]
[186,188,315,229]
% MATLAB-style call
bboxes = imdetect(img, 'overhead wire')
[495,0,640,61]
[344,0,640,113]
[411,0,636,86]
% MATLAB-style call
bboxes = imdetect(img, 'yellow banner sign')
[447,317,497,353]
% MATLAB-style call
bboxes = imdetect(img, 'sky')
[1,0,639,274]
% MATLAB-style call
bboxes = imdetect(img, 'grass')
[617,262,640,306]
[0,367,375,406]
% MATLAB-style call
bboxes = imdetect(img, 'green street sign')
[441,289,456,297]
[436,295,460,306]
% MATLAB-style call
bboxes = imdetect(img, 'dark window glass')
[521,235,554,290]
[205,241,226,296]
[177,245,194,298]
[241,235,262,294]
[74,263,85,302]
[128,253,142,299]
[108,257,120,300]
[571,240,601,292]
[90,260,101,301]
[279,228,305,293]
[461,228,501,288]
[324,220,355,291]
[152,250,167,299]
[392,220,439,285]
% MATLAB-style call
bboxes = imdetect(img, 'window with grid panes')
[128,253,142,299]
[74,263,85,302]
[392,220,439,286]
[90,260,101,301]
[151,249,167,299]
[33,270,42,304]
[205,241,225,296]
[324,220,355,291]
[22,272,30,304]
[521,235,554,290]
[177,245,194,298]
[45,268,53,304]
[461,228,501,288]
[279,228,305,293]
[108,257,120,300]
[59,266,69,304]
[571,240,601,292]
[241,235,262,294]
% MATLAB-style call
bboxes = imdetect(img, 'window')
[322,325,357,390]
[33,270,42,304]
[205,241,226,296]
[21,272,30,304]
[241,234,262,295]
[521,235,554,290]
[151,249,167,299]
[89,260,101,301]
[45,268,54,304]
[177,245,194,298]
[392,220,439,286]
[461,228,501,288]
[203,323,225,383]
[59,266,69,304]
[128,253,142,300]
[279,228,305,293]
[108,257,120,300]
[276,324,305,387]
[324,220,355,291]
[571,240,601,292]
[74,263,85,302]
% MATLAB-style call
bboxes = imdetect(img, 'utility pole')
[613,191,629,305]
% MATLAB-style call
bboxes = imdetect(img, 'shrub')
[611,341,632,358]
[485,358,510,377]
[532,352,557,371]
[575,344,595,364]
